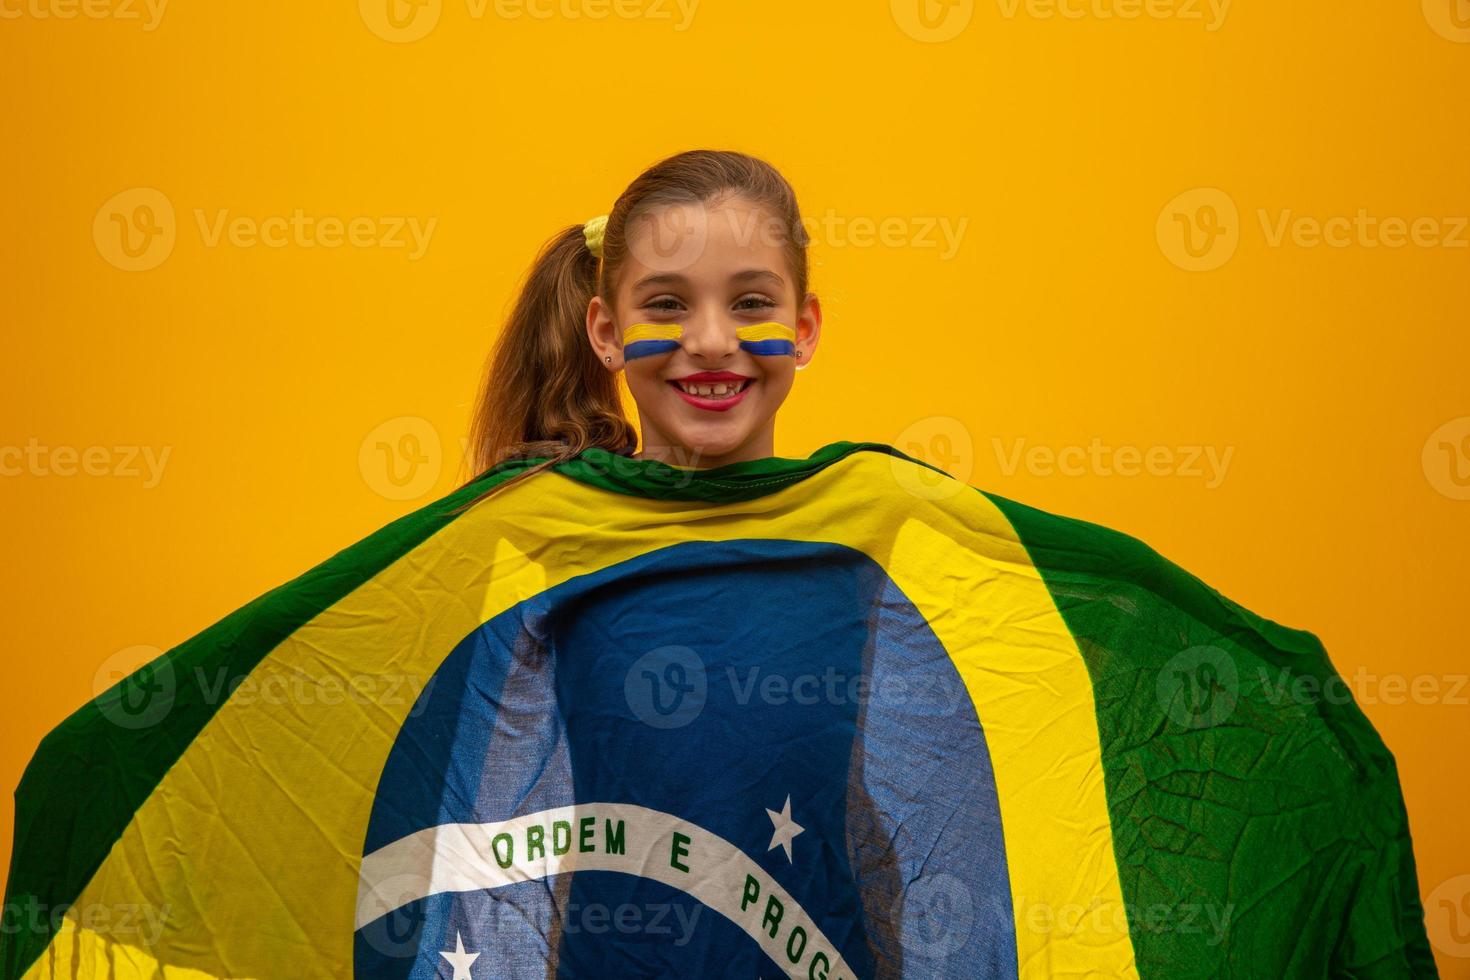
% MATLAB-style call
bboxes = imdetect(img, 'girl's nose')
[679,314,738,361]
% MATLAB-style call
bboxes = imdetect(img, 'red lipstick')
[667,372,754,413]
[674,371,751,383]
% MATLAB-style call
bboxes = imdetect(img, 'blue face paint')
[621,323,684,361]
[735,322,797,357]
[620,322,797,361]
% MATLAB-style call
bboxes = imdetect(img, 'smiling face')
[587,197,821,469]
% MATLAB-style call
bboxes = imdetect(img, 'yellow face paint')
[620,322,796,360]
[621,323,684,360]
[735,322,797,356]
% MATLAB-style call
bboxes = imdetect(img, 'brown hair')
[456,149,810,507]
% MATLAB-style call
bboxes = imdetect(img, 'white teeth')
[678,381,746,398]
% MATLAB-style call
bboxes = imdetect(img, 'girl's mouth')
[667,376,754,412]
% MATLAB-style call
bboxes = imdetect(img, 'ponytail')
[458,224,637,503]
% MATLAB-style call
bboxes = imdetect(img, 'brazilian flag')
[1,442,1435,978]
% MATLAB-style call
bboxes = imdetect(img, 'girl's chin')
[658,422,755,461]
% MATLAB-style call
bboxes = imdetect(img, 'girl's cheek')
[621,322,684,361]
[734,322,797,358]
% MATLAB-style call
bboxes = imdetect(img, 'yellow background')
[1,0,1466,974]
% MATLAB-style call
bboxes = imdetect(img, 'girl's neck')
[634,430,777,470]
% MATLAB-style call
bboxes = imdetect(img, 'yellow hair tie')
[583,214,608,259]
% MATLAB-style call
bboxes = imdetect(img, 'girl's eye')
[736,296,777,311]
[643,298,684,312]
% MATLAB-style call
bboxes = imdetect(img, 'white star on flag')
[439,930,479,980]
[766,794,804,862]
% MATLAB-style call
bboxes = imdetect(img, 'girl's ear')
[587,294,624,371]
[794,291,822,366]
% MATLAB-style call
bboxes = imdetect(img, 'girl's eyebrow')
[632,273,686,290]
[732,269,785,285]
[632,269,786,291]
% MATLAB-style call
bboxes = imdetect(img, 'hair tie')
[583,214,608,259]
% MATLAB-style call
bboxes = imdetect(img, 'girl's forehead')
[628,198,787,240]
[618,199,796,288]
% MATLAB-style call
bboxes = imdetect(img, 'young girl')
[2,151,1434,980]
[465,149,821,484]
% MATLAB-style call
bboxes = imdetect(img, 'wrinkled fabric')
[0,442,1436,979]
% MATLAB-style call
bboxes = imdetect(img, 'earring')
[605,355,612,363]
[796,350,803,358]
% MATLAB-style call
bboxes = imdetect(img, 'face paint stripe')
[737,323,798,357]
[733,322,797,344]
[623,340,682,361]
[622,323,685,345]
[618,322,797,360]
[738,339,796,356]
